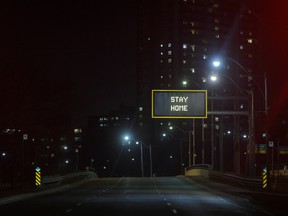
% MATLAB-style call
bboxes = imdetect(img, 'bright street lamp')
[168,125,195,167]
[210,74,217,82]
[123,135,152,177]
[124,135,144,177]
[212,60,221,68]
[211,58,259,176]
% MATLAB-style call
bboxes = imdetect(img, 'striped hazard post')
[35,166,41,187]
[262,166,268,189]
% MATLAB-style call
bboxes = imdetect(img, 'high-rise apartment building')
[136,0,263,175]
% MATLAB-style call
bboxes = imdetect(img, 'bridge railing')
[185,165,262,189]
[42,171,98,186]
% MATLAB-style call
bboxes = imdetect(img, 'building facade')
[136,0,263,175]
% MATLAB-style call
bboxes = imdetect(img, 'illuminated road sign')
[151,89,207,118]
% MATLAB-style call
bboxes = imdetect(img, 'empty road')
[0,176,286,215]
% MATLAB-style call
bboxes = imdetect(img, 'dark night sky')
[0,1,137,122]
[1,0,288,128]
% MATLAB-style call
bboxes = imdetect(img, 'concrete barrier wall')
[185,168,209,178]
[185,165,262,189]
[42,171,98,185]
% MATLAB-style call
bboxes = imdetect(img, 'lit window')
[160,44,163,47]
[168,58,172,63]
[216,34,220,38]
[74,137,82,142]
[74,128,82,134]
[190,68,195,73]
[168,50,172,55]
[168,43,172,47]
[191,45,195,51]
[183,60,186,64]
[240,45,244,50]
[247,38,253,43]
[215,26,219,31]
[160,52,163,55]
[183,44,187,49]
[139,106,143,111]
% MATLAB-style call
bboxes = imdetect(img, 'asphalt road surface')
[0,176,287,215]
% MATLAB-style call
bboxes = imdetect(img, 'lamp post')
[163,130,186,174]
[169,125,194,168]
[211,57,268,176]
[181,79,204,166]
[124,136,143,177]
[209,72,250,174]
[124,135,152,177]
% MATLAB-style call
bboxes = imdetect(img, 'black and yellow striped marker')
[262,166,267,189]
[35,166,41,187]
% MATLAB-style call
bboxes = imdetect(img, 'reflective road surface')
[0,176,286,215]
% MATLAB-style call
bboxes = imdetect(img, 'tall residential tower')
[136,0,262,175]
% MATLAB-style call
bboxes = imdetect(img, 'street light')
[209,72,251,173]
[168,125,195,167]
[124,135,144,177]
[162,130,187,174]
[210,57,265,176]
[123,135,152,177]
[180,79,206,166]
[210,74,217,82]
